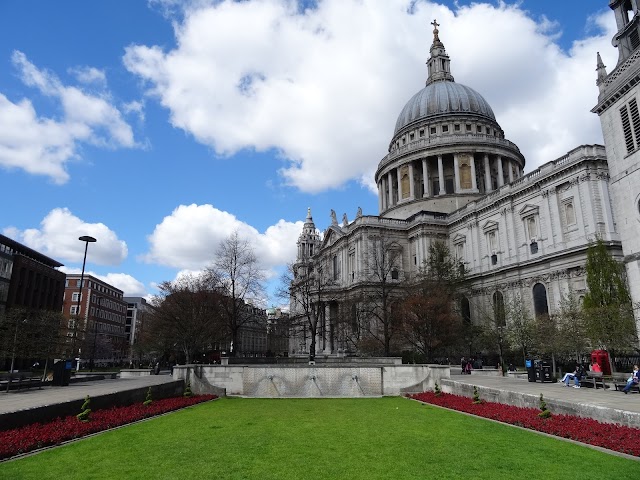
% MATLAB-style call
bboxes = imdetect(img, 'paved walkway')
[0,374,176,416]
[449,371,640,416]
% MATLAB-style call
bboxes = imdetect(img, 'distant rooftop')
[0,233,64,268]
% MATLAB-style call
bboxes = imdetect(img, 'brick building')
[63,274,128,365]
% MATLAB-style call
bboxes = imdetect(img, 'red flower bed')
[0,394,216,460]
[410,391,640,457]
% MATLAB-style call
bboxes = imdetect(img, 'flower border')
[0,394,217,461]
[410,391,640,457]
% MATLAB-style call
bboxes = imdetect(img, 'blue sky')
[0,0,617,306]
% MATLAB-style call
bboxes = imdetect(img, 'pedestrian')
[623,365,640,394]
[461,356,466,375]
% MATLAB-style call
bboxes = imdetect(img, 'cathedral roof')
[394,81,496,134]
[393,19,497,135]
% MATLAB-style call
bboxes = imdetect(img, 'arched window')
[461,297,471,325]
[533,283,549,317]
[493,291,505,327]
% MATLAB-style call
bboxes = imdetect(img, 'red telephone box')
[591,350,611,375]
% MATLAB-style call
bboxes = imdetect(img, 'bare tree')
[146,273,224,364]
[504,293,536,367]
[400,241,465,362]
[282,255,334,361]
[207,231,266,356]
[359,232,406,356]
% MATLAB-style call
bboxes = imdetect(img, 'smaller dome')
[394,81,496,135]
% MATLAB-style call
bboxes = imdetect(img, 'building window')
[455,242,464,263]
[409,133,414,140]
[442,125,449,133]
[430,127,436,134]
[454,124,460,131]
[72,292,81,302]
[530,241,538,254]
[70,305,79,315]
[391,269,399,280]
[620,98,640,153]
[487,231,497,253]
[419,129,424,137]
[564,201,576,226]
[332,255,339,280]
[533,283,549,317]
[477,125,483,133]
[466,124,471,132]
[348,252,355,281]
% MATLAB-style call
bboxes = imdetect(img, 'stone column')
[497,155,504,187]
[387,171,393,207]
[378,181,383,211]
[422,158,429,197]
[484,154,492,192]
[396,167,402,202]
[453,153,460,193]
[470,156,478,192]
[508,159,514,183]
[409,162,415,199]
[438,155,445,195]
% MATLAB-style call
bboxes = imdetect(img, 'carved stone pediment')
[518,204,539,217]
[482,220,499,232]
[452,233,466,244]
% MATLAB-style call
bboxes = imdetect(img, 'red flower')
[0,395,216,460]
[410,392,640,457]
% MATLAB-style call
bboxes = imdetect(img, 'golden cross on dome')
[431,19,440,42]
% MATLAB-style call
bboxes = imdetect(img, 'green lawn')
[1,397,639,479]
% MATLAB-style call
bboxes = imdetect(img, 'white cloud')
[4,208,128,266]
[60,268,147,296]
[0,51,139,183]
[143,203,303,272]
[68,66,107,87]
[124,0,615,193]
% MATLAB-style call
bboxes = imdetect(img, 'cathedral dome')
[394,81,496,135]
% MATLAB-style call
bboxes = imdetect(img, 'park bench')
[613,372,640,393]
[579,371,607,389]
[0,371,43,392]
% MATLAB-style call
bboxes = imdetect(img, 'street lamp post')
[90,297,101,371]
[72,235,96,364]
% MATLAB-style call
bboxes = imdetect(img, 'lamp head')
[79,236,97,243]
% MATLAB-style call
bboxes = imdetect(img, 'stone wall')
[173,364,450,397]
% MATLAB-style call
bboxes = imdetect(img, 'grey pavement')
[0,374,176,416]
[448,370,640,425]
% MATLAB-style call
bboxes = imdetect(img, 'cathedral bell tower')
[295,208,320,264]
[592,0,640,329]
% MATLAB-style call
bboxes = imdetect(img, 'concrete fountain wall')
[173,363,449,397]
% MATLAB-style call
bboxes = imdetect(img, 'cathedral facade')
[290,3,639,358]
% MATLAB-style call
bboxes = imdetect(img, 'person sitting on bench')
[623,365,639,394]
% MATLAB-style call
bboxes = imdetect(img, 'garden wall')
[0,380,185,432]
[173,364,449,397]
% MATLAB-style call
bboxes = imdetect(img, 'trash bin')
[539,361,554,382]
[525,359,536,382]
[591,350,611,375]
[52,359,72,386]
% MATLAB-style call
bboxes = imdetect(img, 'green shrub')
[538,393,552,419]
[472,386,482,404]
[143,387,153,407]
[77,395,91,422]
[434,383,442,396]
[184,381,192,398]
